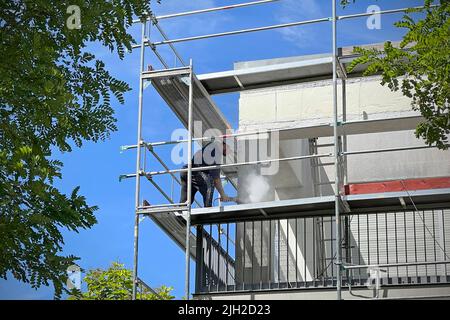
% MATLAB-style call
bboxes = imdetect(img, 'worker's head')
[200,137,231,165]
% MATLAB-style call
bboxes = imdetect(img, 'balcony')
[194,208,450,298]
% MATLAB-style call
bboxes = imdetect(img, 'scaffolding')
[120,1,449,300]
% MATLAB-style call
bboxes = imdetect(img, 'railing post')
[195,225,205,293]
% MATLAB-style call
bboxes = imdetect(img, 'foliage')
[0,0,154,298]
[346,1,450,149]
[69,262,175,300]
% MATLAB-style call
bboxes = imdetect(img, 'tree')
[69,262,174,300]
[343,0,449,149]
[0,1,156,298]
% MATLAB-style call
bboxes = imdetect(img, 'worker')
[180,138,233,207]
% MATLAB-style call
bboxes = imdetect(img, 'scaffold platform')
[188,188,450,225]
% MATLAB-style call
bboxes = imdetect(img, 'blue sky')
[0,0,427,299]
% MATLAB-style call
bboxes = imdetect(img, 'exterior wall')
[238,75,450,197]
[239,75,414,130]
[346,131,450,183]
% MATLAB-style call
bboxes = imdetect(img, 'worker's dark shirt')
[184,142,221,179]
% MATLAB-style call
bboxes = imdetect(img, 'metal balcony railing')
[195,209,450,294]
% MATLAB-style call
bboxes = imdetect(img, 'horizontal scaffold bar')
[337,5,439,21]
[148,153,333,176]
[122,129,274,150]
[120,153,332,180]
[120,142,446,182]
[120,115,425,151]
[151,17,330,46]
[138,202,187,209]
[140,66,191,79]
[137,206,188,215]
[157,0,280,21]
[342,260,450,270]
[130,5,435,48]
[132,0,281,23]
[343,144,448,156]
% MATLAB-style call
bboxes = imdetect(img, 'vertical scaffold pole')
[132,17,147,301]
[185,59,194,300]
[332,0,342,300]
[342,78,348,186]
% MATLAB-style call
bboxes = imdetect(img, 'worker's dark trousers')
[180,169,215,207]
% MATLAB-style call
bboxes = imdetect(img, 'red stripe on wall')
[344,177,450,195]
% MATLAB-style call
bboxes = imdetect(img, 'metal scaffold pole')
[332,0,342,300]
[132,17,147,301]
[185,59,194,300]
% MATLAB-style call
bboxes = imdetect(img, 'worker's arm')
[213,178,231,202]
